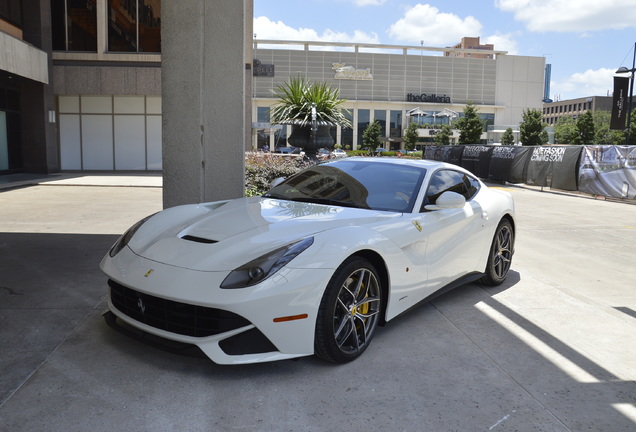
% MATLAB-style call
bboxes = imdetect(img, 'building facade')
[2,1,546,175]
[253,40,546,151]
[542,95,636,126]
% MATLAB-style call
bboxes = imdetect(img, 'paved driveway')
[0,179,634,432]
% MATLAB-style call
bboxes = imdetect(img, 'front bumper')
[100,247,334,365]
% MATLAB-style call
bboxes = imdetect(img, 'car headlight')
[108,213,156,257]
[221,237,314,289]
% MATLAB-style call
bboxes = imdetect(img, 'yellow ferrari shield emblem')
[412,220,422,232]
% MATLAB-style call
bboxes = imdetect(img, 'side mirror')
[424,191,466,211]
[270,177,285,188]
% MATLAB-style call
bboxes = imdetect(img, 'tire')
[479,218,514,286]
[315,257,383,363]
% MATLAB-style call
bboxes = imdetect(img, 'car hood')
[127,197,401,271]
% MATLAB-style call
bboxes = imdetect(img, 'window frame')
[420,169,481,212]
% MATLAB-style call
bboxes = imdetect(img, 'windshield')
[264,159,426,212]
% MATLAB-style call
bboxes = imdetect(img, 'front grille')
[108,280,251,338]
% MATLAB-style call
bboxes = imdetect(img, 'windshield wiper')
[262,192,287,199]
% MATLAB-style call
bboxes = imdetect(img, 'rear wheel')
[315,257,382,363]
[479,219,514,286]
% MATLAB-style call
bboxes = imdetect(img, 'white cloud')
[482,33,520,55]
[551,68,616,99]
[495,0,636,33]
[253,16,380,44]
[387,4,482,46]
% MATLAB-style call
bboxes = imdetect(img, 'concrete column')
[162,1,250,208]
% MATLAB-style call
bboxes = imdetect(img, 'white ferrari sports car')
[101,157,515,365]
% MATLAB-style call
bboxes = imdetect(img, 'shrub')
[348,150,373,157]
[245,153,312,196]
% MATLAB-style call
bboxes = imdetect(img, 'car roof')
[327,156,452,169]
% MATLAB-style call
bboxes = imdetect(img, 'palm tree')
[270,77,352,157]
[270,76,352,127]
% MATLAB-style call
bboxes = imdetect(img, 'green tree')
[433,124,452,145]
[628,109,636,145]
[403,122,420,151]
[500,127,515,145]
[455,102,483,144]
[519,108,546,146]
[554,116,577,144]
[362,119,382,149]
[575,111,595,144]
[593,110,624,145]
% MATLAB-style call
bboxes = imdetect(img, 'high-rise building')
[444,37,495,59]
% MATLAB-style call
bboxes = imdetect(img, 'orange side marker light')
[273,314,309,323]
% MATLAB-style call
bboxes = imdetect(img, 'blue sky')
[253,0,636,101]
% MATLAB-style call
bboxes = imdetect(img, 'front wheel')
[315,257,382,363]
[479,219,514,286]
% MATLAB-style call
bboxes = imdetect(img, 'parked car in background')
[274,146,302,154]
[332,149,347,158]
[317,148,331,160]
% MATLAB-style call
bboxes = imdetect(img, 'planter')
[288,125,334,156]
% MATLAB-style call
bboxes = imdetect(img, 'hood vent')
[181,235,218,244]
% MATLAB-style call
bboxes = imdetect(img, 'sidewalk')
[0,172,162,190]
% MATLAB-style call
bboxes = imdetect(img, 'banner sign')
[460,145,494,178]
[524,146,582,190]
[422,144,634,199]
[578,146,636,199]
[488,146,530,184]
[550,146,583,191]
[610,77,629,130]
[253,59,275,77]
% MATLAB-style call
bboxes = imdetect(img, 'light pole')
[616,42,636,146]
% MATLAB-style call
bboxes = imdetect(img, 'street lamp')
[616,42,636,146]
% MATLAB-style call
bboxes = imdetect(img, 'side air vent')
[181,235,218,244]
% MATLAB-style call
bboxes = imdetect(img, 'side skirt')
[383,272,483,325]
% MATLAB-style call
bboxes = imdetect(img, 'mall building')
[252,40,546,151]
[1,0,546,175]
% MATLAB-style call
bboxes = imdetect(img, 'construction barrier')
[423,145,636,200]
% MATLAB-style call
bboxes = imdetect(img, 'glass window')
[479,113,494,131]
[341,110,353,150]
[357,109,370,147]
[51,0,97,51]
[421,169,480,211]
[389,110,402,138]
[374,110,386,137]
[0,0,23,27]
[108,0,161,53]
[257,107,270,123]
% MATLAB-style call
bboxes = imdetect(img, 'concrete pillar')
[162,1,251,208]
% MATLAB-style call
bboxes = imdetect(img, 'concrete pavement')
[0,176,634,432]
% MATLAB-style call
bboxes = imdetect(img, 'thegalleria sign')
[406,93,451,103]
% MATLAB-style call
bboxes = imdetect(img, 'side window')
[463,173,481,200]
[421,170,480,211]
[422,170,464,209]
